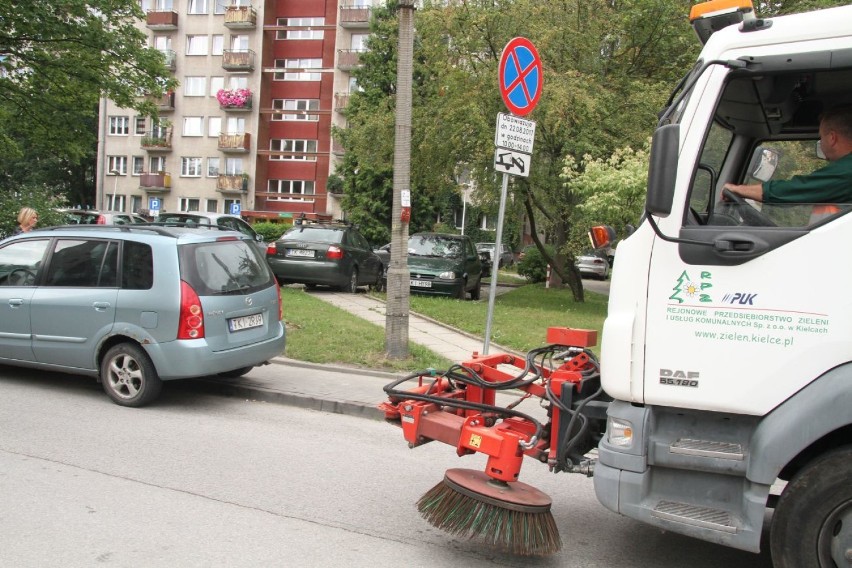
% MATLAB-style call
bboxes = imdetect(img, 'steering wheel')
[722,189,777,227]
[7,268,36,286]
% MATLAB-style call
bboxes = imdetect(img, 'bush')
[516,245,553,283]
[252,221,291,242]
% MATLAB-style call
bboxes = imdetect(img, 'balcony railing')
[139,172,172,192]
[159,49,176,70]
[337,49,364,71]
[340,5,371,28]
[217,174,249,193]
[218,132,251,152]
[220,94,252,111]
[224,5,256,28]
[334,92,350,112]
[222,49,256,72]
[156,91,175,111]
[141,130,172,151]
[146,10,178,30]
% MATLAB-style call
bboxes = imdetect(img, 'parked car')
[476,242,514,268]
[60,209,148,226]
[266,221,383,293]
[575,249,610,280]
[408,233,482,300]
[155,212,265,254]
[0,225,285,407]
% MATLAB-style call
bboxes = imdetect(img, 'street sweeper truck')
[381,1,852,565]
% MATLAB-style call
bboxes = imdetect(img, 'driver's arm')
[723,182,764,202]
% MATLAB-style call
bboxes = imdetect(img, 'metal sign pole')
[483,172,509,354]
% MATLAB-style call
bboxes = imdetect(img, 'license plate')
[410,279,431,288]
[228,313,264,332]
[286,249,315,258]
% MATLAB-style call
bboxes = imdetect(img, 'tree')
[0,0,177,196]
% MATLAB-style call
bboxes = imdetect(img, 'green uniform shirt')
[762,153,852,204]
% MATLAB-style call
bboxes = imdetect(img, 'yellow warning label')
[469,434,482,449]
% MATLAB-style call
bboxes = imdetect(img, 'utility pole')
[385,0,415,359]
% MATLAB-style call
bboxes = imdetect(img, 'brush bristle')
[417,480,562,556]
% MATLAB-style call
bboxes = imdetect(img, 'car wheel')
[344,269,359,294]
[217,366,253,379]
[369,272,384,293]
[100,343,162,407]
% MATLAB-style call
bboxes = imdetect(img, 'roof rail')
[34,224,179,237]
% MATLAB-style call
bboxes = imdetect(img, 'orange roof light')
[689,0,754,22]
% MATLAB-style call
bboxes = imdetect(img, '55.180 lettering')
[659,377,699,387]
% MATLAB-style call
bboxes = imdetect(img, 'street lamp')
[110,169,119,211]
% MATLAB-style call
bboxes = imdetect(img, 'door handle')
[93,301,111,311]
[8,298,24,307]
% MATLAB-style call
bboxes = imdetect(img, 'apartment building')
[96,0,375,223]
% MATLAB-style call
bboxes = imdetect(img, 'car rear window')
[282,227,343,244]
[179,239,273,295]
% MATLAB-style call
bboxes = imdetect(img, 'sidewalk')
[196,291,522,420]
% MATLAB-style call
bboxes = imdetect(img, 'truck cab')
[596,2,852,564]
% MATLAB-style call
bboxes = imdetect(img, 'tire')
[770,445,852,568]
[343,268,359,294]
[218,366,253,379]
[100,343,163,407]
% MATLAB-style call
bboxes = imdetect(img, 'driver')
[723,104,852,204]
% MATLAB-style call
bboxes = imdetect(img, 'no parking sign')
[498,37,543,116]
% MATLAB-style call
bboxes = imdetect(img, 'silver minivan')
[0,225,285,407]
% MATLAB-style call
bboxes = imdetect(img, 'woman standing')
[12,207,38,235]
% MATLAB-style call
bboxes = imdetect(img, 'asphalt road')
[0,366,773,568]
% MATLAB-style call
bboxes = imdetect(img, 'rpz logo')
[721,292,758,305]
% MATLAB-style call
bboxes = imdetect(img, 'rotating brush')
[417,468,562,556]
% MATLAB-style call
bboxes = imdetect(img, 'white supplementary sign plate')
[494,148,532,178]
[228,313,263,332]
[495,113,536,154]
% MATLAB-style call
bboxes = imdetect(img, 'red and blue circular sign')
[498,37,543,116]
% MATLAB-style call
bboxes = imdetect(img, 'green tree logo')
[670,270,713,304]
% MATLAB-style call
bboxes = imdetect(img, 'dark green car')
[407,233,482,300]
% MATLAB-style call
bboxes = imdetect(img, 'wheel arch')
[95,333,148,380]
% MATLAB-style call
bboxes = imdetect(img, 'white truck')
[596,1,852,565]
[383,2,852,565]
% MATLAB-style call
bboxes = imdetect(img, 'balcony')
[218,132,251,153]
[141,130,172,151]
[222,49,256,72]
[217,88,252,112]
[217,174,249,193]
[139,172,172,193]
[340,5,371,28]
[146,10,178,30]
[334,92,350,112]
[337,50,364,71]
[224,5,256,29]
[156,91,175,112]
[159,49,176,70]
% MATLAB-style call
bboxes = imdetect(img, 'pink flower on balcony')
[216,88,252,108]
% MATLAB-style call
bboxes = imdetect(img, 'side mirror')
[646,123,680,217]
[748,146,780,181]
[816,140,827,161]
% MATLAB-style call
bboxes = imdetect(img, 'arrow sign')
[498,37,543,116]
[494,148,531,178]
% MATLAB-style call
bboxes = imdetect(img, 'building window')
[180,157,203,177]
[149,156,167,173]
[134,116,146,135]
[226,76,248,90]
[187,0,207,14]
[183,117,204,136]
[186,35,209,55]
[268,179,316,200]
[107,195,127,212]
[184,76,206,96]
[206,199,218,213]
[132,156,144,175]
[208,117,221,137]
[213,0,225,14]
[179,197,201,212]
[224,198,241,213]
[274,59,322,81]
[211,35,224,55]
[224,158,244,175]
[109,116,130,135]
[207,157,220,177]
[230,34,249,51]
[350,34,369,51]
[271,99,320,121]
[107,156,128,174]
[276,17,325,40]
[209,76,224,96]
[225,116,245,134]
[131,195,143,214]
[141,0,174,10]
[270,139,318,161]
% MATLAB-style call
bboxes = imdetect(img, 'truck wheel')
[770,445,852,568]
[100,343,163,407]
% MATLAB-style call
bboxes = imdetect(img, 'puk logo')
[721,292,757,305]
[670,270,713,304]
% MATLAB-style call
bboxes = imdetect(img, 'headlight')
[607,417,634,447]
[438,271,456,279]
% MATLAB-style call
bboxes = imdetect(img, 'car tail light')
[177,280,205,340]
[97,215,106,225]
[266,242,278,255]
[327,245,344,260]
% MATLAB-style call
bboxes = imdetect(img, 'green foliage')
[517,245,554,283]
[252,221,292,242]
[0,186,69,238]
